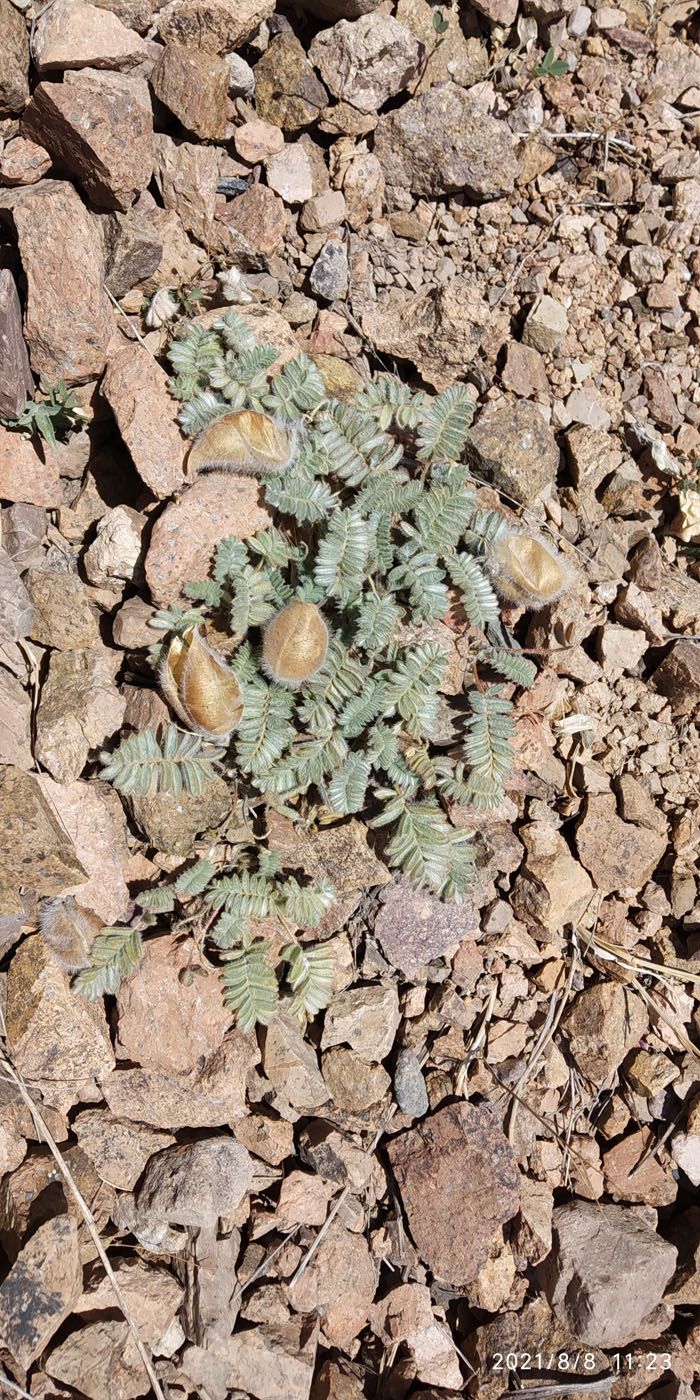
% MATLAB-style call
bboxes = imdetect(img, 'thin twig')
[0,1048,166,1400]
[500,1378,614,1400]
[512,129,637,153]
[0,1370,35,1400]
[104,285,159,358]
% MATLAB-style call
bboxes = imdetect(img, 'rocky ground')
[1,0,700,1397]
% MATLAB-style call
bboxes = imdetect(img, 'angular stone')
[321,982,400,1060]
[156,0,275,52]
[309,14,421,114]
[0,546,33,646]
[220,182,287,257]
[153,133,219,244]
[374,85,517,197]
[0,181,114,387]
[262,1011,330,1111]
[0,425,61,508]
[0,1215,82,1369]
[0,269,33,418]
[111,594,154,648]
[115,932,232,1073]
[374,878,477,977]
[136,1137,253,1228]
[538,1200,677,1346]
[266,143,314,204]
[652,640,700,716]
[603,1127,677,1207]
[24,570,100,650]
[396,0,489,90]
[150,42,229,141]
[102,345,187,497]
[371,1281,461,1388]
[522,294,569,353]
[501,341,548,398]
[309,239,348,300]
[101,1028,258,1129]
[23,71,153,212]
[102,206,164,298]
[0,0,30,115]
[73,1256,183,1348]
[466,398,559,506]
[565,423,622,494]
[362,280,506,393]
[562,982,646,1085]
[300,189,346,232]
[576,792,667,894]
[234,119,284,163]
[145,473,271,605]
[0,670,33,770]
[45,1317,152,1400]
[233,1112,294,1167]
[288,1222,375,1350]
[35,647,126,784]
[36,776,129,923]
[0,767,87,919]
[6,934,114,1111]
[387,1102,520,1285]
[322,1048,390,1112]
[129,777,231,855]
[32,0,149,72]
[83,505,146,588]
[73,1109,175,1190]
[183,1318,317,1400]
[510,825,593,933]
[393,1048,429,1118]
[254,34,329,134]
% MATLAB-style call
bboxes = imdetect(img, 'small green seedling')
[533,47,570,78]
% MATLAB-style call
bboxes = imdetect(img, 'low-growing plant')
[3,380,89,449]
[89,309,570,1028]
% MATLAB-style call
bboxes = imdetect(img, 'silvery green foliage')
[94,313,539,1027]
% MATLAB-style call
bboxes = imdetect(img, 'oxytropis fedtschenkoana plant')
[66,310,573,1032]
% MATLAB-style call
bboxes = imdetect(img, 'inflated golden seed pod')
[488,530,573,606]
[160,625,244,737]
[186,410,296,479]
[262,601,329,689]
[39,896,103,973]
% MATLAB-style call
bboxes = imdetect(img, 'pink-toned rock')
[300,188,346,232]
[234,119,285,163]
[112,594,155,648]
[150,41,229,141]
[386,1102,520,1285]
[652,640,700,716]
[374,877,478,978]
[34,647,126,784]
[310,13,422,113]
[501,341,548,398]
[74,1256,182,1347]
[31,0,149,72]
[6,934,115,1112]
[115,933,232,1073]
[273,1170,329,1230]
[576,793,667,894]
[219,183,287,256]
[0,426,61,507]
[0,0,30,115]
[36,776,129,924]
[562,982,647,1086]
[0,669,33,770]
[102,345,187,497]
[0,1215,82,1369]
[145,473,272,605]
[100,1028,259,1129]
[156,0,275,52]
[153,133,218,245]
[265,143,314,204]
[0,181,115,387]
[288,1221,375,1350]
[74,1109,175,1191]
[0,137,51,187]
[45,1318,153,1400]
[0,767,88,922]
[182,1318,317,1400]
[603,1127,677,1207]
[371,1281,462,1389]
[23,71,154,212]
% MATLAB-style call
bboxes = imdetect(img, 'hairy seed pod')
[39,896,103,973]
[488,530,573,606]
[160,625,244,737]
[262,601,329,689]
[186,410,296,479]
